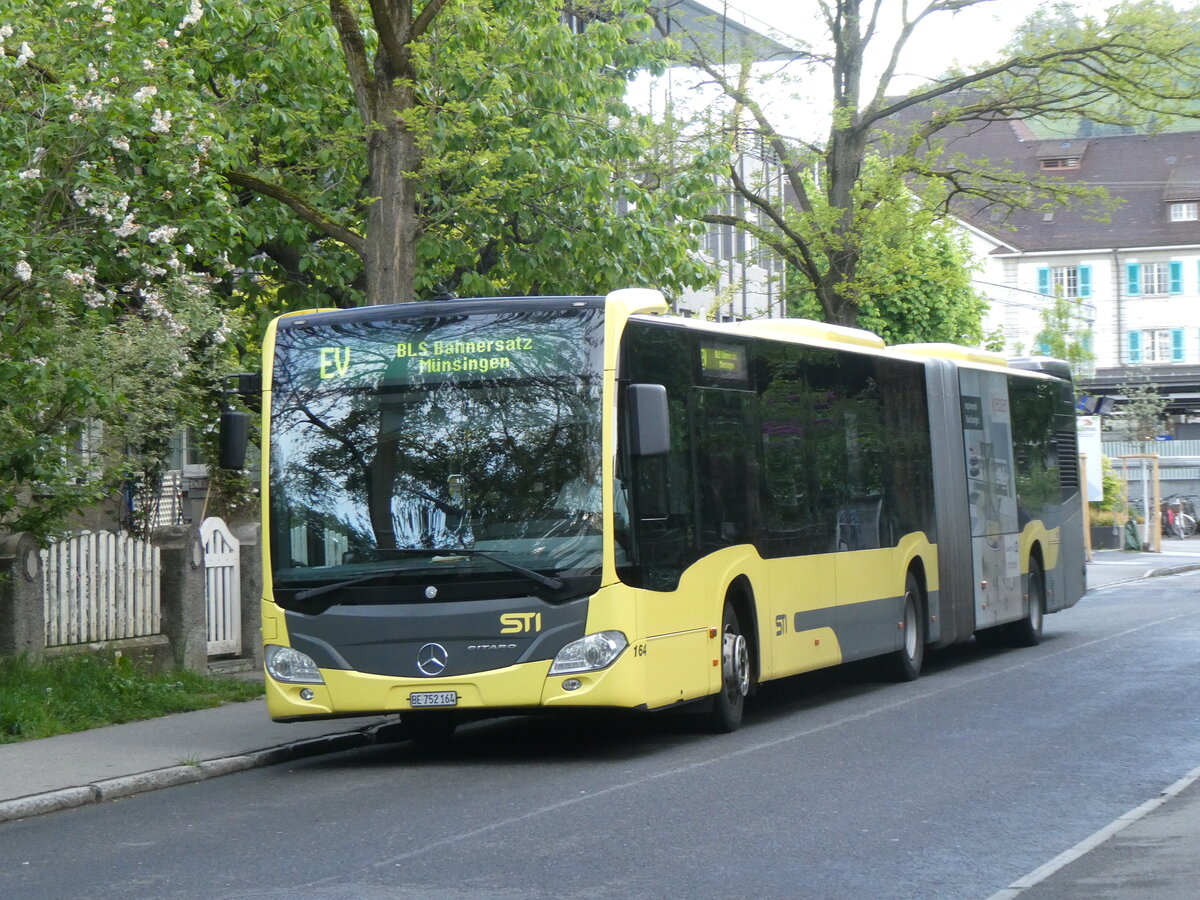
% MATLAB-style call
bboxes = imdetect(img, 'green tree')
[217,0,719,307]
[1115,379,1169,442]
[1,0,718,534]
[657,0,1200,329]
[1,0,247,537]
[784,172,987,344]
[1031,294,1096,376]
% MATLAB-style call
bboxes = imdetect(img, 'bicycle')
[1161,496,1197,539]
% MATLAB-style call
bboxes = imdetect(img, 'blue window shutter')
[1037,267,1051,295]
[1082,333,1094,354]
[1127,263,1141,296]
[1078,265,1092,298]
[1129,331,1142,363]
[1171,260,1183,294]
[1173,328,1185,361]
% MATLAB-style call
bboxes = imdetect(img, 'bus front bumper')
[265,651,650,721]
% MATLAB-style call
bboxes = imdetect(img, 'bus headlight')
[549,631,628,675]
[265,644,324,684]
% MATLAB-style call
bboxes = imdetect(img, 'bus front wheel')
[705,601,751,733]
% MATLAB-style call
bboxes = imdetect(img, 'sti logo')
[500,613,543,634]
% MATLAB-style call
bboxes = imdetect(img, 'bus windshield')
[267,305,605,603]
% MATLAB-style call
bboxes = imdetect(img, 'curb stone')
[1148,563,1200,577]
[0,726,382,825]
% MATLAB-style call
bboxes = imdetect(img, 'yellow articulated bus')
[241,288,1084,736]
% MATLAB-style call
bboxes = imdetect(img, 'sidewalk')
[0,700,397,824]
[3,550,1200,898]
[1085,541,1200,588]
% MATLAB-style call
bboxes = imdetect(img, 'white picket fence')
[41,531,161,647]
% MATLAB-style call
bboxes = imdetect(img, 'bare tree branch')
[223,171,368,257]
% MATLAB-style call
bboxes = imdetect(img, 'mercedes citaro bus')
[223,289,1084,736]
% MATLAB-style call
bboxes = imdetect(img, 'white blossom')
[147,225,178,244]
[132,85,158,104]
[150,108,172,134]
[14,260,32,281]
[142,59,155,71]
[175,0,204,34]
[15,42,33,67]
[0,26,14,39]
[18,168,40,180]
[86,63,99,81]
[109,135,130,152]
[72,90,112,112]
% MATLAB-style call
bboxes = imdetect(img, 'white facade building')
[944,122,1200,419]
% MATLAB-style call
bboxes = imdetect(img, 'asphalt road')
[4,571,1200,900]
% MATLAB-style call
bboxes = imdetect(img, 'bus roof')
[887,343,1009,367]
[733,318,886,349]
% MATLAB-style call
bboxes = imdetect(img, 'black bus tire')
[883,573,925,681]
[1009,558,1045,647]
[705,600,751,733]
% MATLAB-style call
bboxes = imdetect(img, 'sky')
[648,0,1143,141]
[693,0,1119,91]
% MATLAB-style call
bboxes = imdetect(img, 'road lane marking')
[986,760,1200,899]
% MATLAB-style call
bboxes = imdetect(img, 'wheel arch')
[724,574,760,684]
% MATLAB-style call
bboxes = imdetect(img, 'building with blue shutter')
[938,120,1200,425]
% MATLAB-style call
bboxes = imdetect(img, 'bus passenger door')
[960,370,1022,628]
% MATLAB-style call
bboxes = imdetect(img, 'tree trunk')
[366,82,420,306]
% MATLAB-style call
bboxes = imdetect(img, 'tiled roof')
[927,118,1200,253]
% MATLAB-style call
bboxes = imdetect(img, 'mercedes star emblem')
[416,642,448,676]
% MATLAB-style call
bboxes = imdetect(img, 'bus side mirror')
[219,410,250,471]
[628,383,670,457]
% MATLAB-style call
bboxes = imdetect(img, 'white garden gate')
[201,517,241,656]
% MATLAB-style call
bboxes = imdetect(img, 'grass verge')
[0,652,264,744]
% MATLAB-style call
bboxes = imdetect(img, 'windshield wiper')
[293,568,410,602]
[433,549,565,591]
[291,549,563,603]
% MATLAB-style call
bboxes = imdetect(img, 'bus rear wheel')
[882,573,925,682]
[705,601,751,733]
[1008,558,1045,647]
